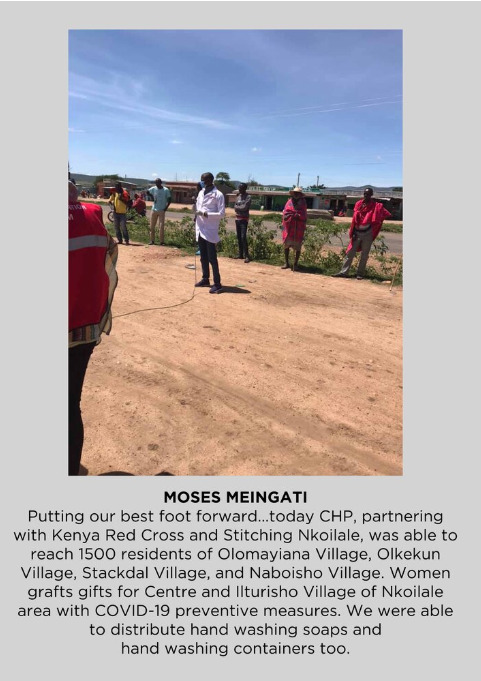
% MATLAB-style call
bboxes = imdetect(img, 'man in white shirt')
[194,172,225,294]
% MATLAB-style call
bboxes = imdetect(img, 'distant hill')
[71,173,153,187]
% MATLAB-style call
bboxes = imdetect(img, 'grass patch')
[382,222,403,233]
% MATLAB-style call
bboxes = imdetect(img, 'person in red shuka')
[132,193,146,216]
[332,187,391,280]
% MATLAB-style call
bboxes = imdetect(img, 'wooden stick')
[390,256,403,291]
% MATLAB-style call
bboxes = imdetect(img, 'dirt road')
[80,243,402,476]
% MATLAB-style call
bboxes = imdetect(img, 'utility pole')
[316,175,319,187]
[297,173,300,186]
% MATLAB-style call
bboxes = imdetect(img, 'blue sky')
[69,30,402,187]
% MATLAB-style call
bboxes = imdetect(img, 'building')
[227,186,403,219]
[344,190,403,220]
[97,179,137,199]
[226,187,348,213]
[160,181,198,204]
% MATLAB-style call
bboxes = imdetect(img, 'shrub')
[164,216,196,248]
[248,216,282,261]
[298,221,347,273]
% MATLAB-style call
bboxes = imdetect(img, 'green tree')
[94,174,122,185]
[215,172,234,190]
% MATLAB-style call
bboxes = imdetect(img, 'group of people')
[107,178,392,282]
[278,185,391,279]
[107,178,172,246]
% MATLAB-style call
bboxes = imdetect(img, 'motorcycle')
[107,208,139,223]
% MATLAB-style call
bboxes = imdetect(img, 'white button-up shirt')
[195,187,225,243]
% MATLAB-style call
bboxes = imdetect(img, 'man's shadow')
[79,464,174,476]
[219,286,251,294]
[99,471,175,476]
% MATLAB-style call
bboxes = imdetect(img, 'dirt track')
[80,242,402,476]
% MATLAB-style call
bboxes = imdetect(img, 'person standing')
[69,180,118,475]
[194,172,225,294]
[147,178,171,245]
[192,182,203,256]
[281,187,307,271]
[332,188,392,279]
[108,182,130,245]
[234,183,252,263]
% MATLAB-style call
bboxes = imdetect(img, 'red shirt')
[132,197,146,214]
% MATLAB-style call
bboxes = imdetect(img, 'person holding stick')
[332,188,391,279]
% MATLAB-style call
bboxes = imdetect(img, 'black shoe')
[125,241,130,245]
[160,242,165,246]
[244,257,250,263]
[148,241,155,245]
[209,284,223,294]
[281,263,290,269]
[195,279,210,287]
[332,272,347,278]
[117,240,123,245]
[356,275,363,280]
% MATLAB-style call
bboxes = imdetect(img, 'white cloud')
[69,72,238,130]
[68,92,89,100]
[170,140,182,145]
[152,173,158,177]
[251,147,261,152]
[257,96,402,120]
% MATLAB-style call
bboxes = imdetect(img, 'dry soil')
[79,241,402,476]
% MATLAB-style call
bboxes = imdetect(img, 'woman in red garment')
[281,187,307,271]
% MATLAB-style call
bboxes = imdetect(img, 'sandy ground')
[79,242,402,477]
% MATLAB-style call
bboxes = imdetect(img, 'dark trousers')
[113,213,129,243]
[198,235,221,285]
[69,342,96,475]
[235,219,249,258]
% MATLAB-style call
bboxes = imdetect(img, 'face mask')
[200,181,205,188]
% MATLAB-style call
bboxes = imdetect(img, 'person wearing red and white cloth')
[281,187,308,271]
[132,193,146,216]
[69,179,118,475]
[333,187,391,279]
